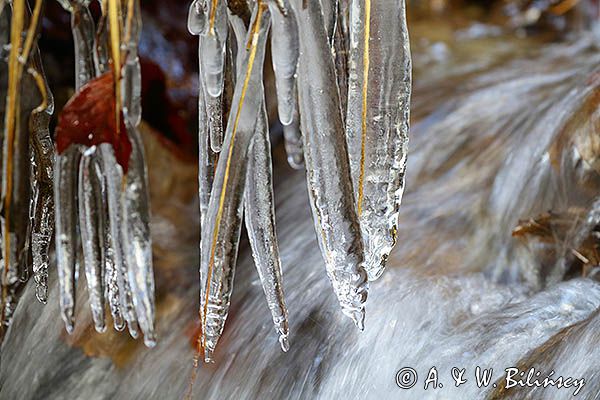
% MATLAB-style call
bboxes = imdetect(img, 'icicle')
[56,0,97,89]
[294,0,368,329]
[122,0,142,127]
[346,0,411,280]
[54,146,80,333]
[197,80,216,227]
[94,0,110,75]
[200,3,271,362]
[190,5,217,344]
[205,83,224,153]
[122,123,157,347]
[118,2,156,345]
[201,0,228,97]
[267,0,299,126]
[189,1,225,152]
[188,0,208,36]
[282,97,304,169]
[1,0,49,327]
[54,0,98,332]
[78,148,106,333]
[244,103,290,352]
[266,0,303,166]
[99,144,139,338]
[101,177,125,331]
[29,49,55,305]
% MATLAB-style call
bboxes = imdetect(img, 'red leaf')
[55,71,132,172]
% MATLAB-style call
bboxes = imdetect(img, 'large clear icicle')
[294,0,368,329]
[232,10,290,348]
[29,50,55,305]
[78,148,106,333]
[267,0,299,126]
[120,1,156,345]
[122,124,157,347]
[189,2,216,339]
[99,144,139,338]
[101,173,125,331]
[244,103,290,352]
[200,4,271,362]
[346,0,411,281]
[54,146,81,333]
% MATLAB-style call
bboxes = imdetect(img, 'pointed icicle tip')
[94,322,107,334]
[128,321,140,339]
[349,308,365,331]
[144,331,157,348]
[204,348,215,363]
[279,334,290,352]
[114,318,126,332]
[63,316,75,334]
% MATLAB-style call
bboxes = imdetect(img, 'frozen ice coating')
[1,0,47,327]
[244,103,290,352]
[123,124,157,347]
[78,149,107,333]
[29,51,55,305]
[346,0,411,281]
[294,0,368,329]
[200,0,228,97]
[267,0,299,126]
[331,3,348,119]
[199,3,271,362]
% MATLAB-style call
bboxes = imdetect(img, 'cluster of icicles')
[0,0,411,360]
[0,0,155,346]
[189,0,411,362]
